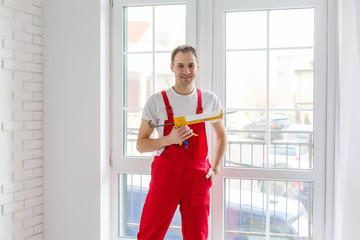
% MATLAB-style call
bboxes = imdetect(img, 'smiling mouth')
[181,75,191,79]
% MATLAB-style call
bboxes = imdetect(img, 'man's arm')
[207,119,227,179]
[136,119,194,154]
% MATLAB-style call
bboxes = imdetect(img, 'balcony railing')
[226,129,313,169]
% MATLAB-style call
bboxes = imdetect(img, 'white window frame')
[110,0,335,239]
[211,0,328,239]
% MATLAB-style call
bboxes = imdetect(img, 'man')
[136,45,227,240]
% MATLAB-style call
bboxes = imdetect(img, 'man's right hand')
[166,125,194,145]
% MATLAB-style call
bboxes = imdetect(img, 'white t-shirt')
[142,87,223,155]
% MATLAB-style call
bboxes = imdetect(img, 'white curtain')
[337,0,360,239]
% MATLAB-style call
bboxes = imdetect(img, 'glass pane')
[126,6,153,52]
[268,111,313,170]
[226,111,261,141]
[225,111,267,168]
[155,5,186,51]
[267,143,313,170]
[269,9,314,48]
[226,11,267,49]
[155,52,173,93]
[126,54,153,108]
[124,110,152,157]
[225,111,313,169]
[123,4,186,157]
[226,51,267,109]
[118,173,182,239]
[225,179,313,239]
[269,49,314,109]
[284,121,313,143]
[226,141,266,168]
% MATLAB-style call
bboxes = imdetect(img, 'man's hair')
[171,45,198,65]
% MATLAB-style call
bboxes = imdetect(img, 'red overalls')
[137,89,212,240]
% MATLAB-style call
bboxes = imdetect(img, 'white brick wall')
[0,0,43,239]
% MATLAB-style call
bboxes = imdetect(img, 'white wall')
[0,0,43,239]
[336,0,360,239]
[43,0,110,239]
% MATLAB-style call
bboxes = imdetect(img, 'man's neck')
[172,85,194,95]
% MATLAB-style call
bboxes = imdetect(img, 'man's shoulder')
[147,91,164,103]
[198,88,218,99]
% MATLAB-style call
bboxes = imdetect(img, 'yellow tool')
[149,110,232,129]
[174,110,225,128]
[149,110,236,146]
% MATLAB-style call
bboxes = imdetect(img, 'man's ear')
[170,63,174,72]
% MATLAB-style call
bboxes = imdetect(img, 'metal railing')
[226,129,314,169]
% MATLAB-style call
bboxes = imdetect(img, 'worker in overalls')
[136,45,227,240]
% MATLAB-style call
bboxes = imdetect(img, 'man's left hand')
[206,168,219,180]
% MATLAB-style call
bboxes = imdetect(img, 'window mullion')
[152,6,156,94]
[265,11,271,240]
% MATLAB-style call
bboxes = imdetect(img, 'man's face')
[170,51,199,88]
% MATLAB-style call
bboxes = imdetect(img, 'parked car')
[257,172,311,211]
[283,124,313,143]
[265,144,310,168]
[225,190,308,240]
[244,114,291,141]
[123,186,308,239]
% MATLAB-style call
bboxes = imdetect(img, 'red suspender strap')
[161,90,173,120]
[196,88,203,114]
